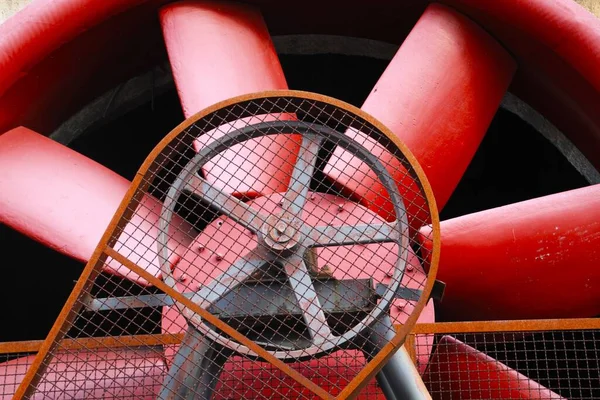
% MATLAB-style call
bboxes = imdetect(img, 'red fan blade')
[419,184,600,321]
[160,1,300,198]
[0,127,193,285]
[324,3,515,225]
[423,336,565,399]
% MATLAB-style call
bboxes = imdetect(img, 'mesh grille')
[16,92,439,399]
[1,353,34,399]
[414,329,600,400]
[4,325,600,398]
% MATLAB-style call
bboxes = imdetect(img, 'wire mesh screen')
[0,352,35,399]
[21,92,438,399]
[415,330,600,400]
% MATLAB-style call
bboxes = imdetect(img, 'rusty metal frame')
[3,318,599,356]
[410,318,600,334]
[12,90,441,400]
[0,334,184,354]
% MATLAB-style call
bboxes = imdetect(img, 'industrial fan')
[1,0,600,399]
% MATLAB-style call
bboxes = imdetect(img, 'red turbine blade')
[0,349,164,399]
[419,184,600,321]
[324,4,515,225]
[160,1,300,198]
[423,336,565,400]
[0,127,194,285]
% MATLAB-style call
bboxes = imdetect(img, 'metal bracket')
[83,279,444,315]
[375,279,446,303]
[83,279,376,315]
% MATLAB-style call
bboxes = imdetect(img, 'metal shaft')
[159,327,229,400]
[363,315,431,400]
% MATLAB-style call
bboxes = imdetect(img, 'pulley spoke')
[309,221,401,247]
[184,174,268,233]
[284,256,333,344]
[192,248,268,310]
[281,134,323,220]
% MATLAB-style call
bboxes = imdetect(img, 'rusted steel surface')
[0,334,183,355]
[411,318,600,335]
[163,119,418,366]
[154,102,436,398]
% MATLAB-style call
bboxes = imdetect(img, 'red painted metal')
[324,4,515,225]
[0,0,167,136]
[444,0,600,171]
[419,184,600,321]
[423,335,565,400]
[0,127,193,285]
[162,192,434,396]
[159,1,285,118]
[0,0,147,97]
[160,1,300,198]
[214,352,386,399]
[0,349,164,399]
[0,0,599,171]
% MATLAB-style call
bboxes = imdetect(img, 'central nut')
[270,220,294,243]
[263,215,303,252]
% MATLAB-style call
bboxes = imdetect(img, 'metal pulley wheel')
[154,91,439,398]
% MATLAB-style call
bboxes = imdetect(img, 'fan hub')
[263,215,303,251]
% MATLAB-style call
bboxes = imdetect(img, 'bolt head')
[275,221,287,234]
